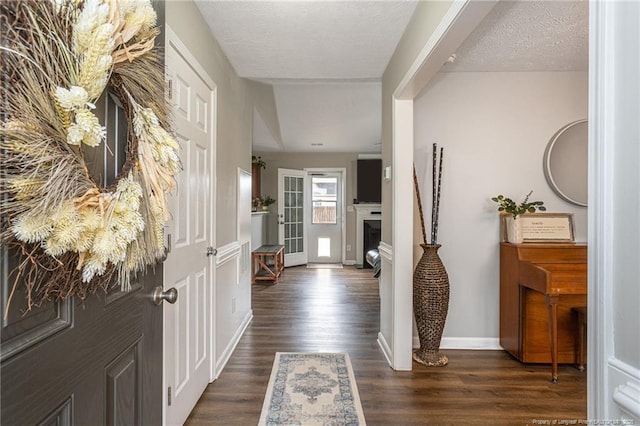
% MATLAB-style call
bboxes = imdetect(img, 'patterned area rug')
[259,353,366,425]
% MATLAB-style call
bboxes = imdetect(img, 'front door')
[278,168,308,266]
[307,172,343,264]
[0,4,166,421]
[164,28,216,426]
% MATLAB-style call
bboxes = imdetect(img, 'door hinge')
[167,79,173,99]
[168,386,172,406]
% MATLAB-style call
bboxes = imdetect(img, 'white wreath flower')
[1,0,181,308]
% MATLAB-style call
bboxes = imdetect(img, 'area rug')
[306,263,344,269]
[258,352,366,425]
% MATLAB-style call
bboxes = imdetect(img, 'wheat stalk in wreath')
[0,0,180,313]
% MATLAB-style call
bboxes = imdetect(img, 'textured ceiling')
[272,82,381,153]
[442,1,588,72]
[195,1,588,153]
[195,1,417,153]
[195,1,418,80]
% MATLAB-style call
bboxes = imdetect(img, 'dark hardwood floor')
[185,265,586,425]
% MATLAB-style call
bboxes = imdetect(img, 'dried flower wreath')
[0,0,180,312]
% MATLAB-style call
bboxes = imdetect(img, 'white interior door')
[164,28,216,426]
[278,168,308,266]
[307,172,343,263]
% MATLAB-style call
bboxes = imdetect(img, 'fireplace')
[363,220,381,269]
[354,204,382,268]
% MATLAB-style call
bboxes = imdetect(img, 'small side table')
[252,245,285,284]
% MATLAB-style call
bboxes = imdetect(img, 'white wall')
[413,71,588,342]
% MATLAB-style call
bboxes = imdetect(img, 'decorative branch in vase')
[412,143,449,367]
[491,191,546,243]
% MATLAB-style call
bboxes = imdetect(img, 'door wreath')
[0,0,180,311]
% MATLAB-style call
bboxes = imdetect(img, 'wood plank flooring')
[185,265,586,425]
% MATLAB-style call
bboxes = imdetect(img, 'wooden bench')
[251,245,285,284]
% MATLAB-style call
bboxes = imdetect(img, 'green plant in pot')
[252,155,266,169]
[261,195,276,211]
[492,191,546,243]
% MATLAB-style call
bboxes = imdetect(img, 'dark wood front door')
[0,269,163,425]
[1,3,165,423]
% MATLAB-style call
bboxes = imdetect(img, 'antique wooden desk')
[251,245,285,284]
[500,243,587,383]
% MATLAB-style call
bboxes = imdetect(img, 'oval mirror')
[543,119,588,207]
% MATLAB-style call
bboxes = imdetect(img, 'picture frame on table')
[500,213,575,243]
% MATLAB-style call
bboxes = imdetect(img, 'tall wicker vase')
[413,243,450,367]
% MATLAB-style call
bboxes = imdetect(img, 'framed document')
[501,213,575,242]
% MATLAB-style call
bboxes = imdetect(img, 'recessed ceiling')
[274,82,381,153]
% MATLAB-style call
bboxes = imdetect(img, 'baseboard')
[377,332,393,367]
[412,336,502,350]
[214,310,253,379]
[343,260,356,266]
[609,357,640,420]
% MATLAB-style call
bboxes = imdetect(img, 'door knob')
[152,286,178,305]
[206,246,216,257]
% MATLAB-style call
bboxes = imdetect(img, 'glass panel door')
[284,175,304,255]
[278,169,307,266]
[307,172,342,264]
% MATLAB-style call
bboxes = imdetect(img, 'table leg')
[251,254,256,283]
[546,293,560,383]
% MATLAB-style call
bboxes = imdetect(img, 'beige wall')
[166,1,253,247]
[253,152,360,263]
[381,1,454,243]
[246,80,282,146]
[413,71,588,339]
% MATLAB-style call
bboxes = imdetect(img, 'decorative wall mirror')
[543,119,588,207]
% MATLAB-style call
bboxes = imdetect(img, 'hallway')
[185,266,586,425]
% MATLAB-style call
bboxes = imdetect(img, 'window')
[311,177,337,224]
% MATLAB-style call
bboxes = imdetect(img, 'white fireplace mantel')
[354,204,382,267]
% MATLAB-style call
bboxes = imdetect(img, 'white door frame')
[387,1,496,370]
[164,25,217,422]
[304,167,347,264]
[589,1,640,421]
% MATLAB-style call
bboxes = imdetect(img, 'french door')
[277,168,308,266]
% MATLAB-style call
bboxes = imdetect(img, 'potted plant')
[261,195,276,211]
[252,155,266,169]
[492,191,546,243]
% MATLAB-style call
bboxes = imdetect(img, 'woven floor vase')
[413,244,450,367]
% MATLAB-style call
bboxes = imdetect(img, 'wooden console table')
[252,245,285,284]
[500,243,587,383]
